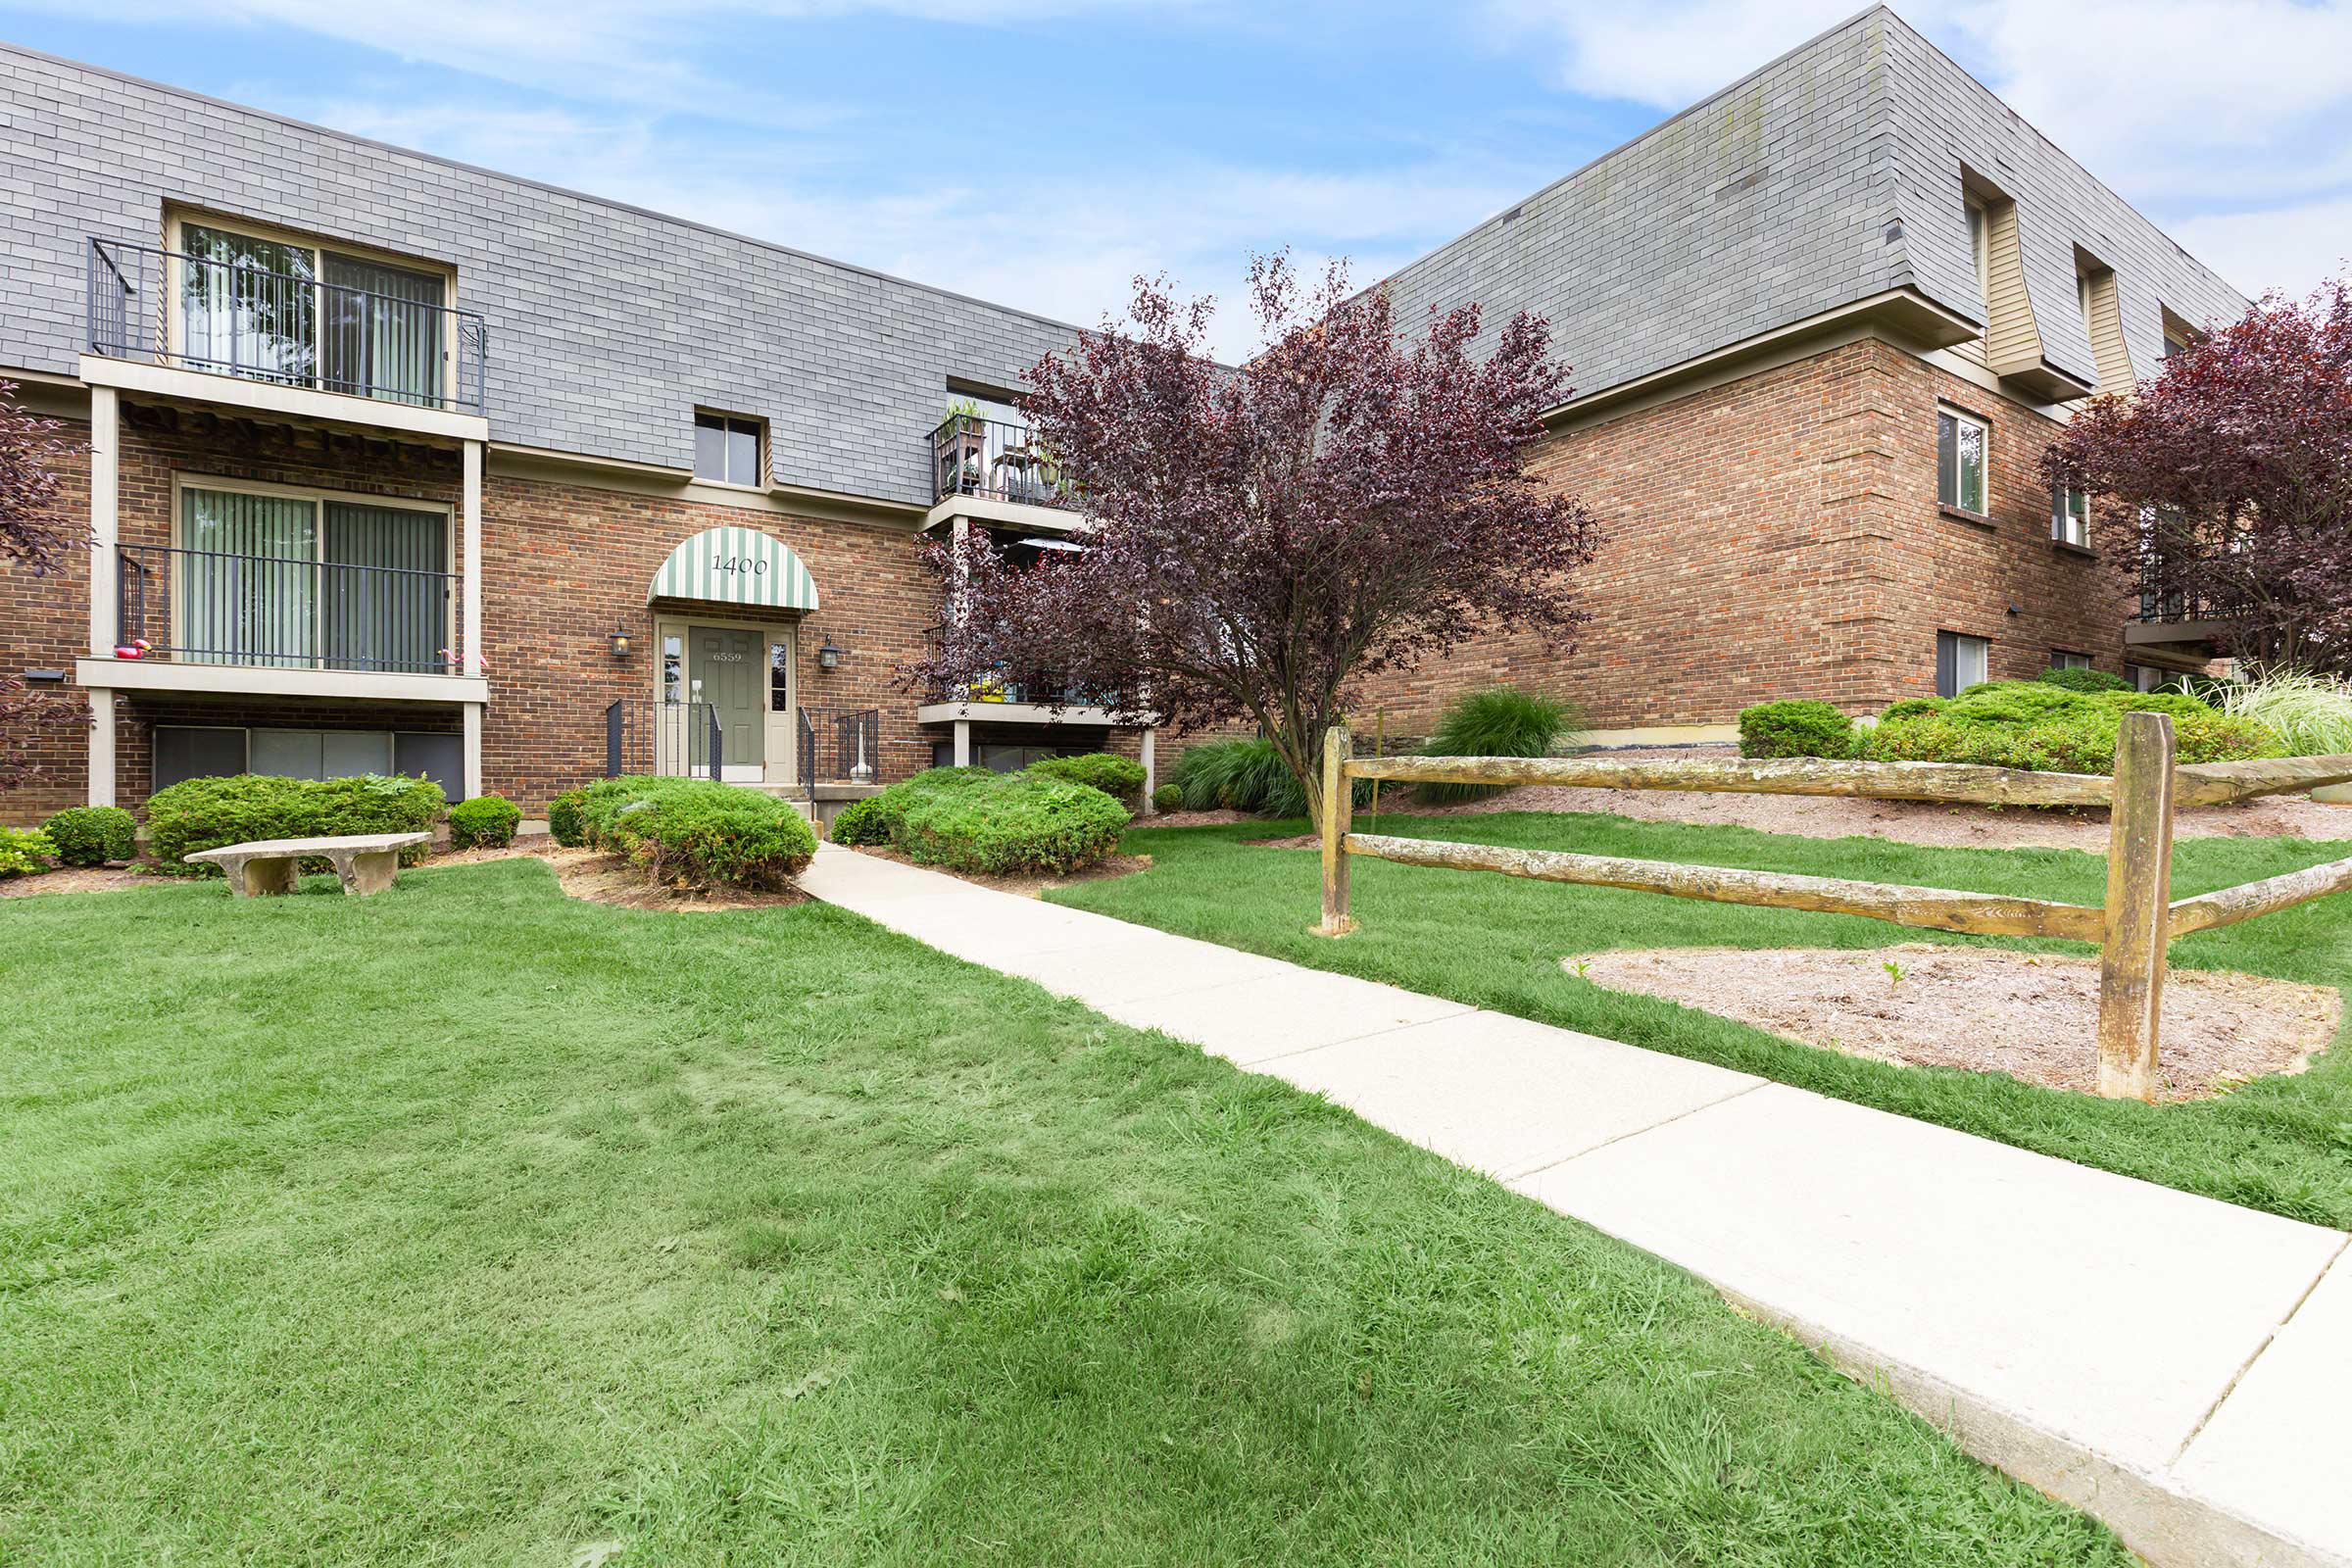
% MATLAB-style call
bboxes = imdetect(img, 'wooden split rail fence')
[1313,712,2352,1102]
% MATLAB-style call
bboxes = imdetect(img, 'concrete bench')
[184,831,432,898]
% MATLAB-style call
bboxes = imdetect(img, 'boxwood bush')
[580,776,815,890]
[1419,686,1585,804]
[40,805,136,866]
[1738,700,1857,760]
[828,795,891,846]
[546,788,590,848]
[448,794,522,850]
[1151,783,1181,812]
[1025,752,1147,802]
[0,826,54,878]
[1865,681,2278,772]
[893,769,1129,875]
[145,773,446,876]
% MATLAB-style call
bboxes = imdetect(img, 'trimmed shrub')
[1418,686,1585,804]
[1865,681,2278,772]
[40,805,136,866]
[547,788,590,848]
[146,773,446,876]
[829,795,891,846]
[894,769,1129,876]
[1738,700,1857,760]
[2037,665,2132,694]
[448,794,522,850]
[1151,783,1182,812]
[0,826,54,878]
[1026,752,1148,802]
[580,776,816,890]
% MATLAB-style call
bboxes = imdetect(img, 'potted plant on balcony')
[933,399,987,498]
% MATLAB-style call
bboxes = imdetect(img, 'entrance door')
[691,625,764,778]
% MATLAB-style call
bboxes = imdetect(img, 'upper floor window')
[175,218,452,408]
[694,412,764,487]
[2052,482,2090,547]
[1937,407,1988,515]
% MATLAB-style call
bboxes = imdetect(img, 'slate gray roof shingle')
[0,7,2250,507]
[1371,5,2245,404]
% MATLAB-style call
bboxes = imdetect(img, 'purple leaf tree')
[0,379,85,791]
[904,255,1601,827]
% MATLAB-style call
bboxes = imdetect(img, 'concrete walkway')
[801,844,2352,1568]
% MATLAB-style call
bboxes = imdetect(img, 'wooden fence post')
[2097,711,2176,1101]
[1315,725,1357,937]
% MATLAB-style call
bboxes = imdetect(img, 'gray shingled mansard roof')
[1373,6,2246,406]
[0,7,2247,510]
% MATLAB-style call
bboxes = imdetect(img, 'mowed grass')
[1054,812,2352,1228]
[0,859,2124,1565]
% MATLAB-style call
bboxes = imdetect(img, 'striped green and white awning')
[648,525,819,612]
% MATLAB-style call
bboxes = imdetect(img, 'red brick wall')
[1351,337,2136,734]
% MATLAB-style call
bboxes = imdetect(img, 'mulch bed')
[1571,943,2339,1101]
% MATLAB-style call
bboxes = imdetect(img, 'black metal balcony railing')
[799,707,881,792]
[605,699,723,782]
[87,236,488,414]
[116,544,462,675]
[946,667,1117,709]
[930,415,1075,510]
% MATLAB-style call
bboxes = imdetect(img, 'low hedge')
[41,805,136,866]
[448,794,522,850]
[547,788,590,848]
[1738,700,1856,760]
[1026,752,1147,802]
[829,795,891,846]
[1865,681,2278,772]
[580,776,816,890]
[2036,665,2132,694]
[145,773,446,876]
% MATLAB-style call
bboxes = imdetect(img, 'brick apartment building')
[0,6,2248,821]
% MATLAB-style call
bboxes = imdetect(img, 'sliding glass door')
[177,222,448,406]
[177,486,450,671]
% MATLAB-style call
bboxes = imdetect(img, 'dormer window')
[694,411,765,487]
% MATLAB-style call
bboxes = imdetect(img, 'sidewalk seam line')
[2163,1232,2351,1471]
[1218,1004,1483,1069]
[1505,1079,1773,1183]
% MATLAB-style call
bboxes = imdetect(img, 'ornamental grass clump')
[1419,686,1585,804]
[1864,680,2279,772]
[2217,669,2352,758]
[579,776,815,891]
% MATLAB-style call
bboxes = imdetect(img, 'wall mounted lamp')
[817,637,844,671]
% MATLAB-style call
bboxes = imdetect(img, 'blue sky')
[3,1,2346,358]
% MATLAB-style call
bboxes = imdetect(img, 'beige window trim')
[2077,258,2135,393]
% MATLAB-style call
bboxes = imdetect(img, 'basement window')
[1937,408,1988,514]
[1936,631,1989,698]
[2051,650,2093,672]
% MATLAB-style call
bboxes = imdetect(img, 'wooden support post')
[2097,712,2176,1101]
[1315,725,1357,937]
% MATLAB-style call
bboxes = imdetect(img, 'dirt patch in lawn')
[845,843,1152,899]
[1571,943,2339,1101]
[1423,747,2352,851]
[1139,807,1258,828]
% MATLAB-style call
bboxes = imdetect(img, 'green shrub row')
[40,805,136,866]
[547,788,591,848]
[144,773,447,876]
[448,795,522,850]
[1867,682,2278,771]
[2035,665,2131,694]
[579,776,816,890]
[836,764,1129,875]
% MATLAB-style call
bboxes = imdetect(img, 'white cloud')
[2169,199,2352,303]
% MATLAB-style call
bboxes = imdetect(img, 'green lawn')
[0,860,2126,1565]
[1054,812,2352,1229]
